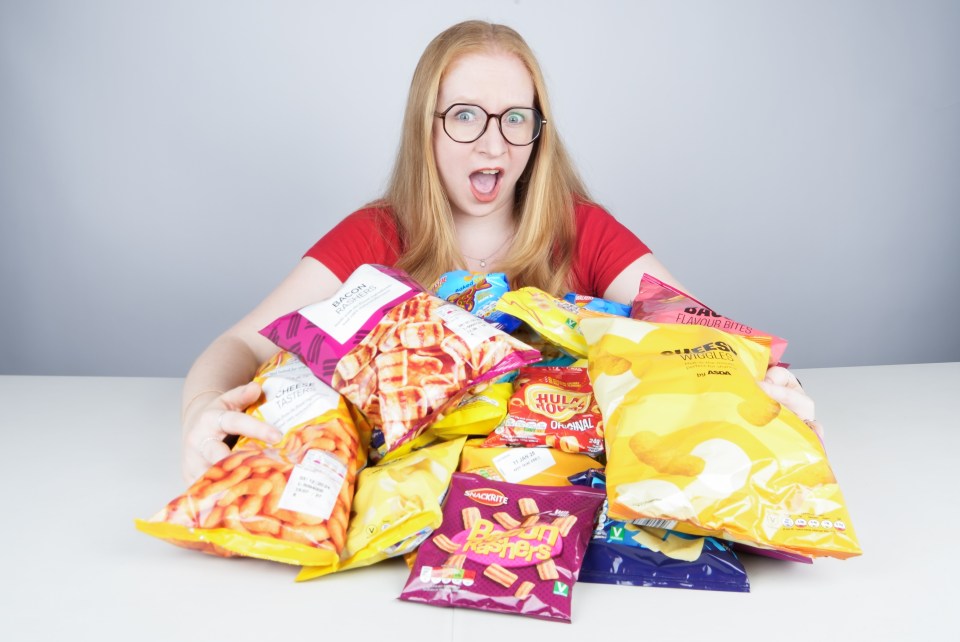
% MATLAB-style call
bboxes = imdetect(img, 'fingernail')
[271,431,283,443]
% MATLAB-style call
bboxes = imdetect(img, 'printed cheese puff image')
[629,431,705,477]
[737,397,782,426]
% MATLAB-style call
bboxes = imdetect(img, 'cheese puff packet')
[433,271,522,333]
[460,438,600,486]
[631,273,788,365]
[135,352,361,566]
[483,366,605,456]
[260,264,540,462]
[570,469,750,592]
[581,316,861,560]
[399,472,605,622]
[563,292,631,317]
[496,287,618,358]
[296,437,466,581]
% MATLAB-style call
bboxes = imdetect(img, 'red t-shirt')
[304,202,650,297]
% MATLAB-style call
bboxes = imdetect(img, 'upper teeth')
[480,169,498,174]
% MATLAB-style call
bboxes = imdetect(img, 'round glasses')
[435,103,546,146]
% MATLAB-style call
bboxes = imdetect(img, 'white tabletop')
[1,362,956,641]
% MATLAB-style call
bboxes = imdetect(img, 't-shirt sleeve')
[303,207,402,282]
[572,203,651,296]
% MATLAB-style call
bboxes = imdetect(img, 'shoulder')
[573,200,616,225]
[337,203,398,231]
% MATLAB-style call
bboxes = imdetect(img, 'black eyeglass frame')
[434,103,547,146]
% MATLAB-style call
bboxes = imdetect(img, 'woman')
[180,21,815,481]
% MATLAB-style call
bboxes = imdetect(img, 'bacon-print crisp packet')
[399,472,605,622]
[260,264,540,461]
[484,366,604,456]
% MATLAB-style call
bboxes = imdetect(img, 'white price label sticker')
[492,447,556,484]
[277,449,347,520]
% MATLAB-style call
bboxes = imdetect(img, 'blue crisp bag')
[562,293,631,317]
[569,470,750,592]
[434,271,522,333]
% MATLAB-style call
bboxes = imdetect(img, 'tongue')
[470,172,498,194]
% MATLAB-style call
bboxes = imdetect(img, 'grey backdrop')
[2,0,958,377]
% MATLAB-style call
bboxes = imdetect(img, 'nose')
[476,115,508,156]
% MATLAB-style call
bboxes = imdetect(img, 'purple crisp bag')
[400,472,605,622]
[260,265,540,461]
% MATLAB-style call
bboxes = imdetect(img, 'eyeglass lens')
[443,104,541,145]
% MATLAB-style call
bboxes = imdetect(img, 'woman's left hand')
[757,366,823,439]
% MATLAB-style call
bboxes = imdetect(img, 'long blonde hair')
[382,20,589,295]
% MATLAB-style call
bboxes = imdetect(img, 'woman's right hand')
[181,381,283,483]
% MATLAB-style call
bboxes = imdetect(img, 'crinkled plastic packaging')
[399,472,605,622]
[570,469,750,592]
[496,287,618,358]
[260,264,539,461]
[631,273,788,365]
[296,437,466,581]
[484,366,605,456]
[460,438,600,486]
[563,292,631,317]
[581,316,861,560]
[135,352,361,566]
[433,270,522,333]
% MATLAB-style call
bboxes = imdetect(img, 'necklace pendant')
[479,259,486,269]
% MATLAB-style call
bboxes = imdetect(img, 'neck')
[453,208,516,270]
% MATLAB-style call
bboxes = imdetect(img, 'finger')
[763,366,802,391]
[200,435,232,465]
[217,409,283,445]
[757,380,815,422]
[219,381,263,411]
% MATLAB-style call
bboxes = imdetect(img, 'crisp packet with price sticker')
[483,366,605,456]
[296,437,466,581]
[135,351,361,567]
[459,438,600,486]
[260,264,539,462]
[581,315,861,560]
[399,472,605,622]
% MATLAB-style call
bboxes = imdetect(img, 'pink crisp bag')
[631,274,788,365]
[260,264,540,461]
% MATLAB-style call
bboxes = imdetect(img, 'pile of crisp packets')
[137,265,861,622]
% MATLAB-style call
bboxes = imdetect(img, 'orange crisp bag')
[580,317,861,560]
[135,352,361,567]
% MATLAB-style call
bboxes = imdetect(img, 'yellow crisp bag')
[376,382,513,464]
[496,287,617,358]
[136,352,361,567]
[296,436,466,581]
[459,438,601,486]
[580,317,861,560]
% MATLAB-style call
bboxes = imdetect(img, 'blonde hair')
[382,20,589,295]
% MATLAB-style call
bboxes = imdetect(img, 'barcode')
[631,518,677,529]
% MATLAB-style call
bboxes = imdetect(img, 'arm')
[601,253,690,304]
[180,257,343,482]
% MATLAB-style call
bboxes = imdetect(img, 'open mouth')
[469,169,502,203]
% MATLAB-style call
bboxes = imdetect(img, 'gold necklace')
[462,233,514,269]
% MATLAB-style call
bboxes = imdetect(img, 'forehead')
[437,51,535,110]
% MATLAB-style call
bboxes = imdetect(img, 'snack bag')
[459,438,600,486]
[563,292,631,317]
[483,366,605,456]
[570,470,750,592]
[399,472,605,622]
[581,316,861,560]
[135,352,361,566]
[296,437,466,581]
[496,287,618,358]
[429,381,513,439]
[433,271,522,333]
[260,264,540,461]
[631,273,788,365]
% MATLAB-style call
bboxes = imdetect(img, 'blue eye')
[505,111,526,126]
[453,107,479,122]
